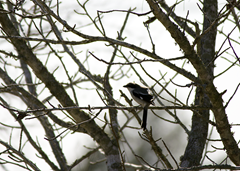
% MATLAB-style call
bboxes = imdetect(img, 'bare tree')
[0,0,240,170]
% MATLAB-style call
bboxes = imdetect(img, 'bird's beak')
[123,85,127,87]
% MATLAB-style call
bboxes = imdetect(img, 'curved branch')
[0,2,121,171]
[145,0,240,165]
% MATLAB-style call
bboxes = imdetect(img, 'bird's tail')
[141,107,148,130]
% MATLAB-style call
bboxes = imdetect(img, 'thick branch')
[29,0,198,83]
[0,68,66,171]
[0,2,121,171]
[145,0,240,165]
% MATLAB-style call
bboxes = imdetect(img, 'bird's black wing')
[132,89,154,104]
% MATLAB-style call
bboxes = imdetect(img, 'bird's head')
[123,83,140,88]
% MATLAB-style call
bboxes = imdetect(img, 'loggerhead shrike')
[123,83,154,130]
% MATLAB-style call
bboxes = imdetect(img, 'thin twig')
[45,109,102,141]
[98,9,152,16]
[89,51,186,65]
[162,140,179,169]
[228,37,240,65]
[0,102,213,114]
[224,83,240,108]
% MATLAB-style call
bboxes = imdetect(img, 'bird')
[123,82,154,130]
